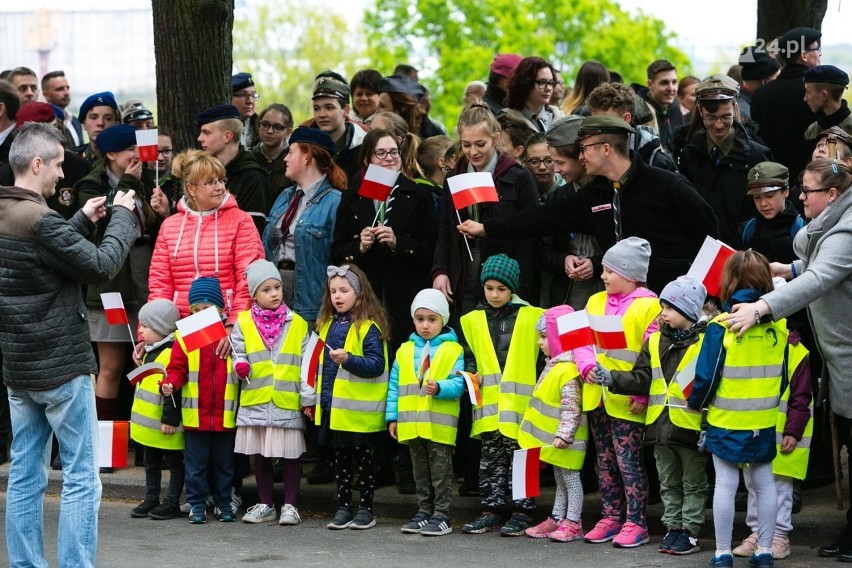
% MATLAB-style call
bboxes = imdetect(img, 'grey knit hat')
[138,299,180,337]
[660,276,706,323]
[410,288,450,326]
[245,259,282,298]
[602,237,651,282]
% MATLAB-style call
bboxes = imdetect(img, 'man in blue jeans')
[0,122,138,568]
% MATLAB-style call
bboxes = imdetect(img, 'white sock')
[715,549,732,557]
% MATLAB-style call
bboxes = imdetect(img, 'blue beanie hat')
[480,253,520,292]
[289,127,336,157]
[78,91,118,123]
[188,277,225,309]
[96,124,138,153]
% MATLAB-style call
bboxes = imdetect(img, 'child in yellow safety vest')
[386,289,464,537]
[129,299,185,521]
[520,305,589,543]
[230,260,316,527]
[459,254,544,537]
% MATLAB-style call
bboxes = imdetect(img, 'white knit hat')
[602,237,651,282]
[410,288,450,326]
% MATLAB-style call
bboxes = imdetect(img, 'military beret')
[578,115,634,139]
[545,115,583,147]
[96,124,138,153]
[231,72,254,92]
[490,54,523,78]
[122,101,154,123]
[804,65,849,86]
[746,161,789,195]
[312,73,350,102]
[379,75,427,101]
[50,104,65,121]
[195,104,241,127]
[16,102,57,129]
[696,74,740,101]
[818,126,852,148]
[739,46,781,81]
[289,127,336,157]
[777,27,821,58]
[78,91,118,123]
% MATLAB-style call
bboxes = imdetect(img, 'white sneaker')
[279,504,301,526]
[230,488,243,515]
[242,503,277,524]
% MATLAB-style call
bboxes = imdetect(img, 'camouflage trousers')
[479,430,535,513]
[409,437,454,519]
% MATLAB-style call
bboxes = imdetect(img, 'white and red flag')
[135,128,159,163]
[98,420,129,469]
[127,361,167,386]
[588,314,628,350]
[301,332,325,389]
[512,447,541,500]
[687,236,735,298]
[674,357,698,399]
[448,172,499,210]
[457,371,482,406]
[556,310,595,351]
[176,307,228,352]
[360,164,399,202]
[101,292,129,325]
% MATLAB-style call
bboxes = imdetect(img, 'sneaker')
[771,535,790,559]
[327,507,353,530]
[733,533,758,557]
[350,506,376,530]
[584,518,622,543]
[188,505,207,524]
[279,504,301,526]
[748,552,774,567]
[500,512,533,537]
[549,519,584,543]
[242,503,276,524]
[421,516,452,537]
[669,530,700,555]
[130,499,159,518]
[216,506,235,522]
[612,521,650,548]
[230,488,242,515]
[462,511,501,534]
[525,517,559,539]
[148,502,183,520]
[180,502,192,515]
[709,553,734,567]
[659,529,682,553]
[400,512,431,534]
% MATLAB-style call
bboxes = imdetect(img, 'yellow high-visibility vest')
[176,332,238,429]
[460,305,544,440]
[130,345,185,450]
[395,340,464,446]
[645,332,703,431]
[773,341,812,479]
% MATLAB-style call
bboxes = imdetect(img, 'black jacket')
[633,84,683,154]
[462,302,521,374]
[484,153,719,294]
[225,148,270,234]
[483,84,507,116]
[678,121,773,249]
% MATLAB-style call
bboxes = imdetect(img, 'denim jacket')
[263,178,341,321]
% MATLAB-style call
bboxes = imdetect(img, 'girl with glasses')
[504,56,565,133]
[252,104,294,203]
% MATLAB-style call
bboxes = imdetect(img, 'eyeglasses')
[577,142,606,154]
[800,186,831,197]
[234,92,260,101]
[702,113,734,125]
[526,157,554,168]
[158,147,174,158]
[804,46,822,53]
[534,80,556,90]
[194,178,227,188]
[260,120,289,133]
[373,148,400,160]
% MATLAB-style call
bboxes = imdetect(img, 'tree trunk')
[151,0,234,153]
[757,0,827,44]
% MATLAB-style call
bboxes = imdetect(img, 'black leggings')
[334,445,375,512]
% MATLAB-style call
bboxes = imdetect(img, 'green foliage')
[364,0,691,128]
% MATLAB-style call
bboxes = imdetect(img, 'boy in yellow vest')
[130,298,185,521]
[387,289,464,537]
[459,254,544,536]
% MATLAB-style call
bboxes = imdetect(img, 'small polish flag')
[127,361,167,386]
[674,356,698,399]
[301,332,325,389]
[417,353,431,389]
[360,164,399,202]
[588,314,628,350]
[98,420,129,469]
[101,292,129,325]
[176,307,228,352]
[457,371,482,406]
[512,447,541,501]
[556,310,595,351]
[687,236,735,297]
[135,128,159,163]
[448,172,499,210]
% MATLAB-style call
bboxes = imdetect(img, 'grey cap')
[245,259,282,299]
[138,299,180,337]
[660,276,706,323]
[545,115,584,147]
[696,74,740,101]
[602,237,651,282]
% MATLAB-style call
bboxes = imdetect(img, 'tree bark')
[151,0,234,153]
[757,0,827,45]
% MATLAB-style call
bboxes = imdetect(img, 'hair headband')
[326,265,362,295]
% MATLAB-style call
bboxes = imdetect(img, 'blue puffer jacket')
[319,312,386,411]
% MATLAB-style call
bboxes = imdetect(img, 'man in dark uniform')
[737,46,781,122]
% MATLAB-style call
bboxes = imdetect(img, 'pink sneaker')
[584,518,622,543]
[525,517,559,539]
[549,519,584,542]
[612,521,650,548]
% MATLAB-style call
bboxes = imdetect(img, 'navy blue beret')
[804,65,849,87]
[195,104,241,127]
[379,75,427,101]
[78,91,118,123]
[288,127,336,157]
[96,124,138,153]
[231,72,254,92]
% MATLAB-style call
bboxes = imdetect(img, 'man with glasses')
[633,60,682,154]
[751,26,822,180]
[231,72,260,148]
[458,115,718,294]
[678,74,772,249]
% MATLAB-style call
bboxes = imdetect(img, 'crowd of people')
[1,22,852,568]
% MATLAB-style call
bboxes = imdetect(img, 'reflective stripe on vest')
[644,332,703,431]
[517,362,588,470]
[460,305,544,440]
[130,346,185,450]
[396,341,464,446]
[315,319,388,433]
[583,292,660,422]
[176,332,238,429]
[238,310,307,411]
[773,342,812,479]
[706,318,787,431]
